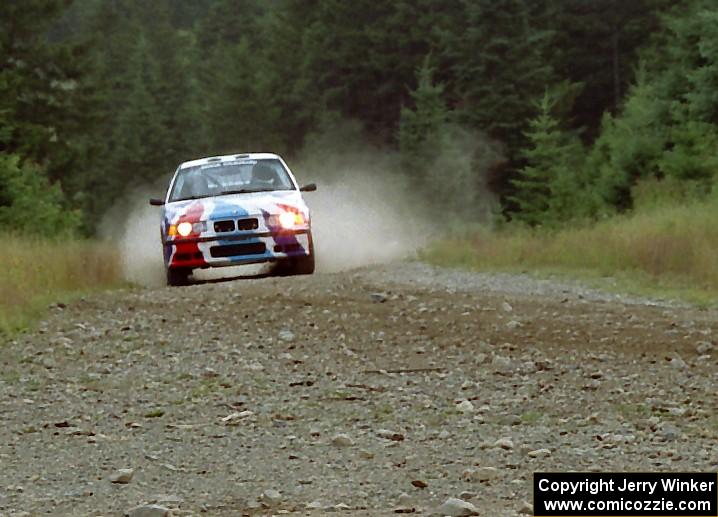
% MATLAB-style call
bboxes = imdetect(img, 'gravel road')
[1,261,717,516]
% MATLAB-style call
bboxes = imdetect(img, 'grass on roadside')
[422,197,718,306]
[0,234,124,335]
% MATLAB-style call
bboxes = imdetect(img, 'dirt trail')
[1,262,717,516]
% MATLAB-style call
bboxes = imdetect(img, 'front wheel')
[291,252,315,275]
[166,267,191,286]
[274,235,315,276]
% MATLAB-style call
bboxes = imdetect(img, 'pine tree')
[438,0,556,149]
[585,70,666,212]
[112,33,167,184]
[204,38,271,153]
[144,0,208,162]
[398,57,448,189]
[0,154,80,236]
[659,1,718,183]
[547,0,677,138]
[0,0,88,230]
[583,0,718,213]
[258,3,322,151]
[1,0,86,167]
[399,58,495,219]
[289,0,452,142]
[510,91,585,225]
[74,0,211,226]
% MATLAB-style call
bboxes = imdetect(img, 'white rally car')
[150,153,316,286]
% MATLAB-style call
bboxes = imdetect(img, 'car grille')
[210,242,266,258]
[237,218,259,231]
[214,220,235,232]
[213,218,259,232]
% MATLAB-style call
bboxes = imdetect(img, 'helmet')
[182,173,209,198]
[251,162,277,186]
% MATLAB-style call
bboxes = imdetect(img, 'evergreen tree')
[76,0,209,225]
[438,0,556,149]
[511,91,586,225]
[1,0,88,229]
[196,0,265,52]
[292,0,454,142]
[4,0,703,231]
[1,0,86,167]
[585,70,666,211]
[584,0,718,212]
[433,0,559,212]
[399,58,496,219]
[658,1,718,183]
[157,29,208,161]
[112,33,167,184]
[398,57,448,189]
[258,3,322,151]
[548,0,677,138]
[0,154,80,236]
[144,1,207,163]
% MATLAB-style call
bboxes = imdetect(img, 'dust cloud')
[304,174,430,272]
[109,165,428,287]
[108,119,498,285]
[293,120,501,275]
[102,187,167,287]
[291,119,434,272]
[118,201,166,286]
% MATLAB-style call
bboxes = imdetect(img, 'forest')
[2,0,717,235]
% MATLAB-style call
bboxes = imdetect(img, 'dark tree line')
[2,0,714,235]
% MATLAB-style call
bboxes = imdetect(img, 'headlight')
[278,211,297,229]
[268,208,307,230]
[170,221,206,237]
[275,211,306,229]
[177,221,193,237]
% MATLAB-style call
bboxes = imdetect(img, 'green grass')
[422,197,718,306]
[0,234,124,335]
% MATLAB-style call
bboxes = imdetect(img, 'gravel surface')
[365,262,690,307]
[1,262,717,516]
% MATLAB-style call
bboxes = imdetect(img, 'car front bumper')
[164,229,312,269]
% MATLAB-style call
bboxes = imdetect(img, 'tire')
[292,251,315,275]
[166,267,191,286]
[274,234,315,276]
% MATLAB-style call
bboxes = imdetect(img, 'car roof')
[178,153,281,170]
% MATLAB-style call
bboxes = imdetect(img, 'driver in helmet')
[181,172,209,198]
[250,162,278,190]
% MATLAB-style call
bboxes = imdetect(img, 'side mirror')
[299,183,317,192]
[149,198,165,206]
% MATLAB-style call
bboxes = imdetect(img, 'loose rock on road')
[1,262,717,515]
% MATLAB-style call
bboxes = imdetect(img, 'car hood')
[163,190,309,223]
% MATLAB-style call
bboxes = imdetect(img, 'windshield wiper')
[220,188,275,195]
[172,194,212,202]
[172,188,276,202]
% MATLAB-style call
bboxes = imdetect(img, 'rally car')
[149,153,316,286]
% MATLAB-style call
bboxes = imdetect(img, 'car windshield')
[169,158,295,202]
